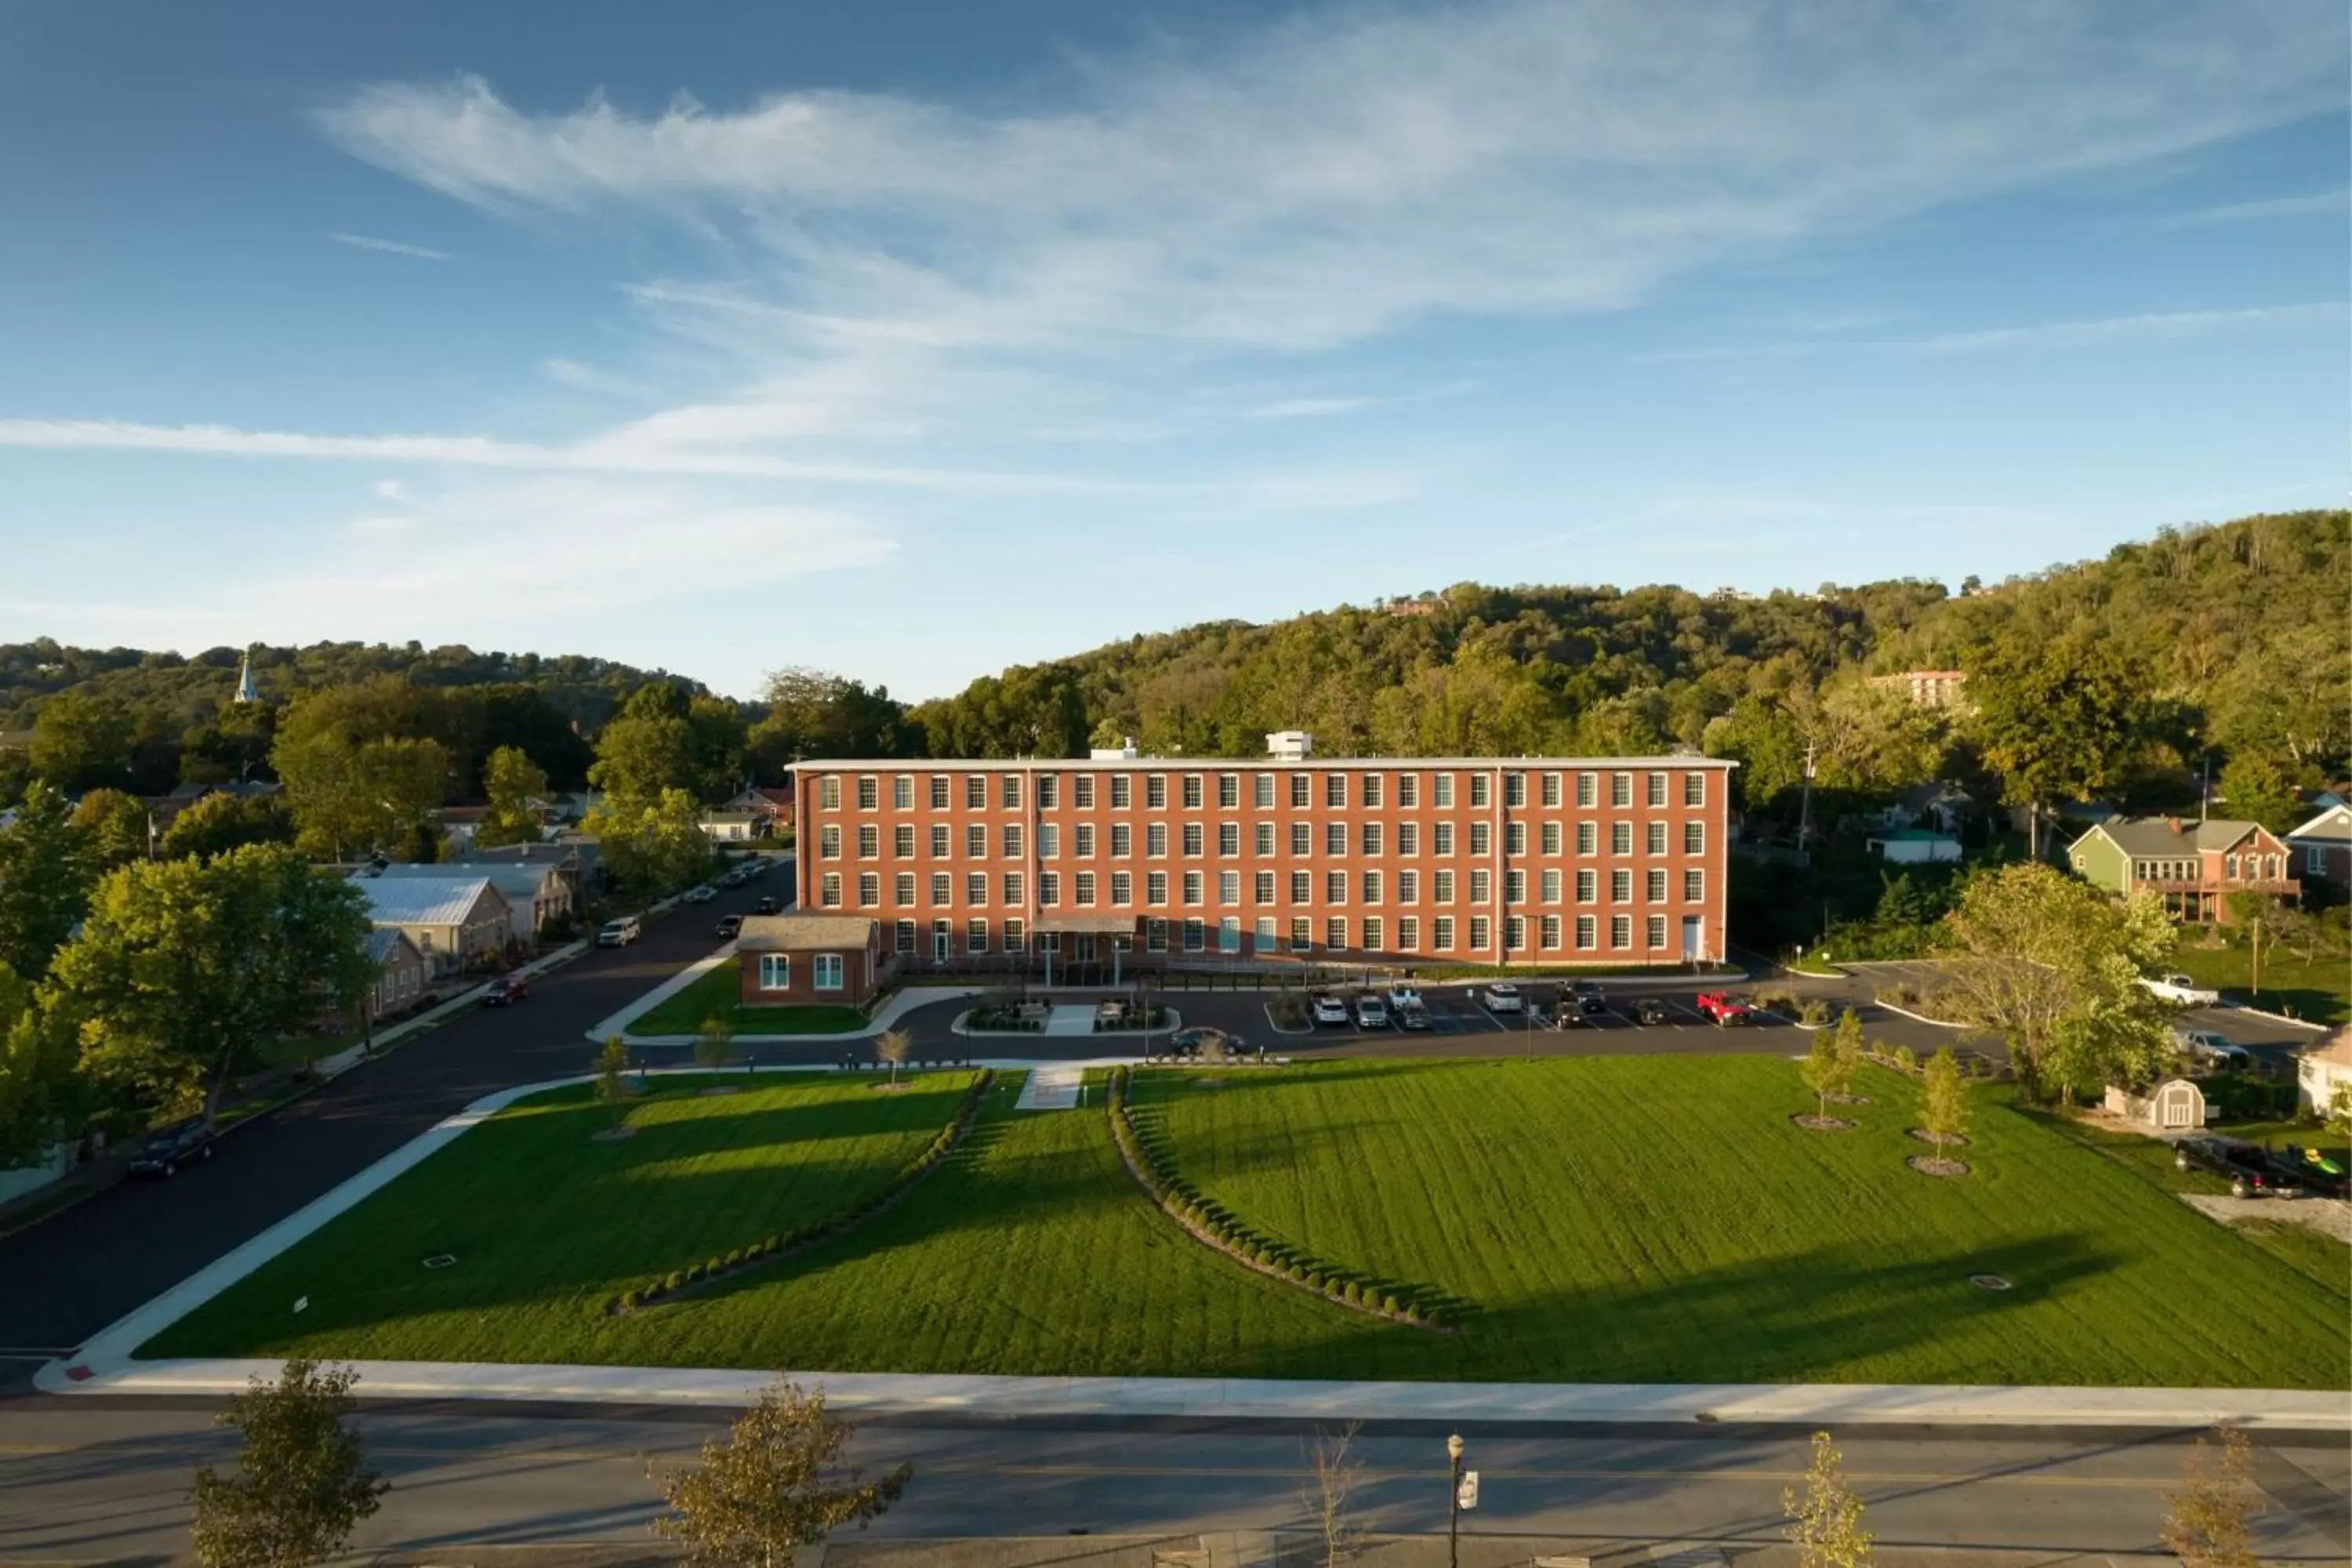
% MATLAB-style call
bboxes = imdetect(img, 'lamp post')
[1446,1432,1465,1568]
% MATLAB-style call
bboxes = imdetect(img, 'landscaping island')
[144,1058,2349,1389]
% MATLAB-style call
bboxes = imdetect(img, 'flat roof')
[790,754,1736,773]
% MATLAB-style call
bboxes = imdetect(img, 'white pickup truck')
[2138,972,2221,1007]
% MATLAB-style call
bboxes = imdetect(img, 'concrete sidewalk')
[595,944,984,1044]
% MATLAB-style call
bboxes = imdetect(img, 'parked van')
[597,915,643,948]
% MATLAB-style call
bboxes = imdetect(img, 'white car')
[683,884,716,904]
[1311,993,1352,1025]
[596,916,641,948]
[2138,972,2221,1007]
[1388,984,1423,1011]
[1482,982,1524,1013]
[1354,996,1389,1029]
[2175,1029,2252,1069]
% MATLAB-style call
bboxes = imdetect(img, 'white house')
[372,861,565,943]
[699,809,759,843]
[2296,1030,2352,1116]
[352,875,512,977]
[1866,828,1962,865]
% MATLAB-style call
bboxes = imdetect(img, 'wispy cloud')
[542,357,645,396]
[2162,187,2349,227]
[1655,303,2346,361]
[328,230,455,261]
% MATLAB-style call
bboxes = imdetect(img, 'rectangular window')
[819,775,840,811]
[820,873,842,907]
[1576,771,1596,808]
[894,825,915,858]
[1610,914,1632,950]
[1399,869,1419,902]
[1684,821,1705,855]
[1254,870,1276,905]
[930,775,950,810]
[1647,914,1668,949]
[1361,916,1384,950]
[1685,868,1705,903]
[930,872,951,905]
[895,872,916,906]
[1147,870,1169,905]
[1325,774,1347,808]
[1684,771,1706,807]
[1396,915,1419,950]
[1075,872,1096,906]
[1469,914,1491,950]
[2310,845,2329,876]
[757,953,790,991]
[1290,822,1312,856]
[1647,869,1668,903]
[1577,869,1596,903]
[1577,822,1597,855]
[967,872,989,906]
[1184,918,1206,953]
[1112,870,1132,906]
[1435,915,1456,951]
[1359,822,1382,856]
[1037,774,1058,810]
[1182,871,1204,906]
[1255,916,1277,947]
[1541,867,1562,903]
[1290,916,1313,951]
[965,824,986,858]
[1434,773,1455,808]
[1575,913,1597,950]
[1254,773,1275,808]
[1219,870,1240,906]
[1611,822,1633,856]
[1504,869,1526,904]
[966,775,986,809]
[1434,822,1456,855]
[1326,870,1348,905]
[1112,822,1133,857]
[893,774,913,810]
[1218,773,1239,808]
[1147,917,1168,953]
[1469,822,1491,855]
[856,824,878,858]
[1398,822,1420,855]
[1182,822,1205,857]
[930,824,950,858]
[1038,872,1060,906]
[1112,774,1132,809]
[1647,822,1668,855]
[1362,869,1383,904]
[967,919,989,955]
[895,920,916,955]
[1610,771,1632,808]
[1290,870,1312,903]
[1326,916,1348,950]
[1006,823,1026,858]
[1001,775,1022,810]
[1182,774,1203,809]
[1148,823,1168,857]
[1074,775,1094,809]
[818,825,841,861]
[1290,773,1312,808]
[1504,822,1526,855]
[1325,822,1348,855]
[1504,772,1525,808]
[1434,869,1456,902]
[1254,822,1275,857]
[1611,869,1632,903]
[1541,822,1561,855]
[1470,868,1492,904]
[1147,774,1167,809]
[1541,913,1563,950]
[1004,918,1025,952]
[1218,822,1240,857]
[1470,774,1491,809]
[1504,914,1525,951]
[1361,773,1383,808]
[1001,872,1025,906]
[1397,773,1419,808]
[1541,771,1562,808]
[815,953,845,990]
[858,872,880,906]
[1646,771,1668,808]
[1074,823,1094,858]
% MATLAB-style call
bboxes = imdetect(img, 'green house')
[2066,816,2297,924]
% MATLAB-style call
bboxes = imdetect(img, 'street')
[2,1398,2346,1563]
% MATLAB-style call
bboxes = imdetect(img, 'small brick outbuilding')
[737,914,891,1007]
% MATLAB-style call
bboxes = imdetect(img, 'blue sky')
[1,1,2344,702]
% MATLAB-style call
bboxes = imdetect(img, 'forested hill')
[909,509,2348,804]
[0,641,694,738]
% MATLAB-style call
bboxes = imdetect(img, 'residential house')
[353,875,513,977]
[2285,804,2352,898]
[737,913,892,1007]
[1869,670,1969,710]
[699,809,760,843]
[448,841,593,916]
[719,785,796,836]
[2296,1029,2352,1116]
[2066,816,2298,924]
[434,805,488,853]
[372,860,568,943]
[1866,828,1962,864]
[366,928,429,1019]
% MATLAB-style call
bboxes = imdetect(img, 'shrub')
[619,1289,641,1311]
[1402,1303,1424,1324]
[684,1264,704,1283]
[706,1255,726,1275]
[726,1249,745,1269]
[1342,1281,1363,1305]
[1799,999,1830,1026]
[665,1271,684,1292]
[1381,1294,1401,1315]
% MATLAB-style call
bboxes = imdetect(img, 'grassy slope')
[2167,943,2350,1025]
[628,958,868,1036]
[146,1073,976,1362]
[150,1060,2349,1388]
[1132,1059,2350,1388]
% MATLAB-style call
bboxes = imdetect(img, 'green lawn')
[2168,941,2350,1025]
[627,958,869,1036]
[145,1058,2349,1388]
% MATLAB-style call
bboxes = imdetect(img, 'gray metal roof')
[352,875,507,927]
[365,929,417,966]
[2091,817,2267,857]
[375,861,557,904]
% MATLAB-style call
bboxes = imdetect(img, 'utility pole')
[1797,738,1818,852]
[2200,754,2211,824]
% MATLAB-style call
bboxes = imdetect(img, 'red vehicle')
[483,975,530,1007]
[1693,991,1751,1026]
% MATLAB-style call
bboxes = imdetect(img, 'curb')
[1873,1000,1967,1029]
[2223,1003,2328,1033]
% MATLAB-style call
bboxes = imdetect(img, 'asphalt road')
[3,1399,2346,1563]
[0,864,793,1371]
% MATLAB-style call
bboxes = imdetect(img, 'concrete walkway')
[1014,1064,1086,1109]
[594,943,983,1044]
[1046,1004,1098,1037]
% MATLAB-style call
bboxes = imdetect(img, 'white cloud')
[329,230,455,261]
[542,357,646,396]
[2163,188,2349,227]
[1904,303,2347,356]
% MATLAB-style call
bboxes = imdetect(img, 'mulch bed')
[698,1086,742,1097]
[590,1125,638,1143]
[1824,1092,1875,1105]
[1907,1127,1970,1147]
[1908,1154,1970,1178]
[1790,1113,1856,1132]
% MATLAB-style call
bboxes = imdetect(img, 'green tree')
[162,793,295,861]
[2158,1425,2258,1568]
[180,699,278,787]
[1935,862,2175,1098]
[2215,750,2300,835]
[875,1027,910,1088]
[275,720,448,863]
[750,667,916,772]
[0,967,80,1166]
[1801,1031,1845,1121]
[1783,1429,1873,1568]
[49,845,374,1124]
[28,691,134,793]
[191,1359,388,1568]
[71,786,151,868]
[477,746,550,849]
[0,783,93,980]
[589,684,699,804]
[1965,632,2148,856]
[2323,1082,2350,1149]
[1920,1047,1969,1158]
[695,1013,737,1079]
[590,788,713,898]
[595,1035,632,1115]
[649,1378,909,1568]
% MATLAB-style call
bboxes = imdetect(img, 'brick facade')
[792,755,1733,971]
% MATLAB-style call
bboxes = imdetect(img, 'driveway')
[0,863,793,1374]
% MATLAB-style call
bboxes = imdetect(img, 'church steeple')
[234,649,260,704]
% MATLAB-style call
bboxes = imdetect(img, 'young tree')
[1920,1047,1969,1158]
[2159,1424,2259,1568]
[1801,1031,1843,1122]
[1784,1429,1874,1568]
[71,786,151,868]
[874,1027,911,1088]
[0,783,93,980]
[190,1358,388,1568]
[595,1035,632,1115]
[1301,1421,1365,1568]
[649,1378,909,1568]
[477,746,550,849]
[695,1014,737,1080]
[49,845,373,1126]
[162,792,295,861]
[1830,1007,1867,1084]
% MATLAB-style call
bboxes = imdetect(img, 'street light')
[1446,1432,1466,1568]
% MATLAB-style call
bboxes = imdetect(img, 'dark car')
[755,896,780,915]
[1398,1001,1432,1031]
[1632,998,1671,1026]
[129,1117,215,1178]
[483,975,529,1007]
[1551,994,1605,1028]
[1570,980,1605,999]
[2174,1136,2299,1199]
[715,913,743,939]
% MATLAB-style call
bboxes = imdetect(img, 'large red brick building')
[790,740,1733,976]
